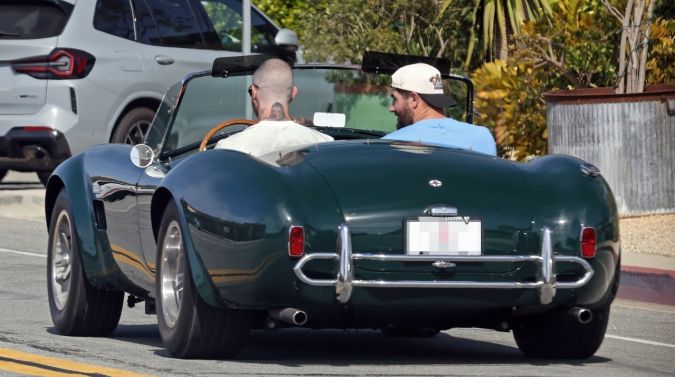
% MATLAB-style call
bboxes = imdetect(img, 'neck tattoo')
[267,102,288,121]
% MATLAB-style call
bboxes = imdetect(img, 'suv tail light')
[12,48,95,79]
[580,227,596,258]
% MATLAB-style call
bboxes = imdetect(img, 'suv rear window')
[0,1,73,39]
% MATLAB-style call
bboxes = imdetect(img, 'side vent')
[93,200,107,230]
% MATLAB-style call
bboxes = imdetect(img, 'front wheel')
[156,199,250,359]
[47,189,124,336]
[512,302,611,358]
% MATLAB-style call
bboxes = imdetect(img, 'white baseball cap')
[390,63,457,108]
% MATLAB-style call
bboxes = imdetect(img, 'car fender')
[45,150,120,289]
[153,150,331,308]
[519,154,620,305]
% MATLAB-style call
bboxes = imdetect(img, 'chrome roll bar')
[292,225,594,304]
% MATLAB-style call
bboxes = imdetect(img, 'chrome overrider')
[292,225,594,305]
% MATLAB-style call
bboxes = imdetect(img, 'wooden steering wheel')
[198,118,257,152]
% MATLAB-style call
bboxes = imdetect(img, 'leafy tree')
[254,0,327,40]
[289,0,474,71]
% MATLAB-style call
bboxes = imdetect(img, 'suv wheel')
[111,107,155,145]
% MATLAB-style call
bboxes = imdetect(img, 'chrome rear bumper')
[293,225,594,305]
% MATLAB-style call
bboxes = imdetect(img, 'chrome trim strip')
[351,254,542,262]
[291,224,596,304]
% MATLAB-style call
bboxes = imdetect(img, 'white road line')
[606,334,675,348]
[0,247,46,259]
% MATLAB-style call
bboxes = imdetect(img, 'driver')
[215,58,333,157]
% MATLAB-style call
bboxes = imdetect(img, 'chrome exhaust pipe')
[269,308,308,326]
[569,307,593,324]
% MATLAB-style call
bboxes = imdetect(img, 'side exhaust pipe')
[568,307,593,324]
[269,308,308,326]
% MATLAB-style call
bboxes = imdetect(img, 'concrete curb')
[617,265,675,306]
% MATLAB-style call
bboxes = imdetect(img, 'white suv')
[0,0,296,184]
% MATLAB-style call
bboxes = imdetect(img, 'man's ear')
[410,92,422,109]
[290,86,298,102]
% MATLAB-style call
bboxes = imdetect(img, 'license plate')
[406,216,482,255]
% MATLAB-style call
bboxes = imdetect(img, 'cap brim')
[419,93,457,109]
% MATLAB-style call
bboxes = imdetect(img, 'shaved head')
[249,58,297,121]
[253,58,293,104]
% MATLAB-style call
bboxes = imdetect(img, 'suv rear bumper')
[0,127,71,172]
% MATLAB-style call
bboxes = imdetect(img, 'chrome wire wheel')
[160,220,186,329]
[51,209,73,311]
[123,120,150,145]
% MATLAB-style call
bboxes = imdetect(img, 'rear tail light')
[580,227,596,258]
[288,226,304,257]
[12,48,95,79]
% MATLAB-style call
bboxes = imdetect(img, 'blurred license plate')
[406,217,482,255]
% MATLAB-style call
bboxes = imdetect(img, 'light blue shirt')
[382,118,497,156]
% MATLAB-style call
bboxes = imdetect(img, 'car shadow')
[108,326,610,366]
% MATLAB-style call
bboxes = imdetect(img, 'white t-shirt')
[214,120,334,158]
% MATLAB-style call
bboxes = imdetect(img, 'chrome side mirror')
[274,28,298,51]
[130,144,155,168]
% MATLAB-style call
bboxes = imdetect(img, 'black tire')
[0,169,7,182]
[156,199,250,359]
[512,302,611,358]
[111,107,155,145]
[380,326,441,338]
[37,171,51,186]
[47,189,124,336]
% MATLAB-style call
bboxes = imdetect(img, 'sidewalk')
[1,171,673,306]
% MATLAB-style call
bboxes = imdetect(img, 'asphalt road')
[0,210,674,376]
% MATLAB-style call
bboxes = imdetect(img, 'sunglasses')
[247,84,259,97]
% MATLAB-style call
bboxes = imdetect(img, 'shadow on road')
[80,325,612,366]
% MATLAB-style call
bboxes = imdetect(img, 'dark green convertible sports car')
[44,52,620,359]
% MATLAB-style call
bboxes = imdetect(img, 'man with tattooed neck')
[215,58,333,157]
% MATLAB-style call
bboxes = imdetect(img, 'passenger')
[215,58,333,157]
[383,63,497,156]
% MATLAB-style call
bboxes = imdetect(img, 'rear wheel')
[47,189,124,336]
[111,107,155,145]
[512,302,611,358]
[156,199,250,358]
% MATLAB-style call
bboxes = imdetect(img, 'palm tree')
[464,0,555,68]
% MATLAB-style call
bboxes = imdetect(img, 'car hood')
[304,141,534,271]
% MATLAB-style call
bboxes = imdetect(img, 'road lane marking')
[0,247,46,258]
[0,348,153,377]
[606,334,675,348]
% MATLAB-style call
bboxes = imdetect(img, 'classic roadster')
[45,52,620,359]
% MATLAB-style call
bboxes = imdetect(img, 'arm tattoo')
[266,102,288,121]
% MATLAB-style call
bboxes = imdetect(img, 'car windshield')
[153,66,469,157]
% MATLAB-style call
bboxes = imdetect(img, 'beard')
[395,105,414,129]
